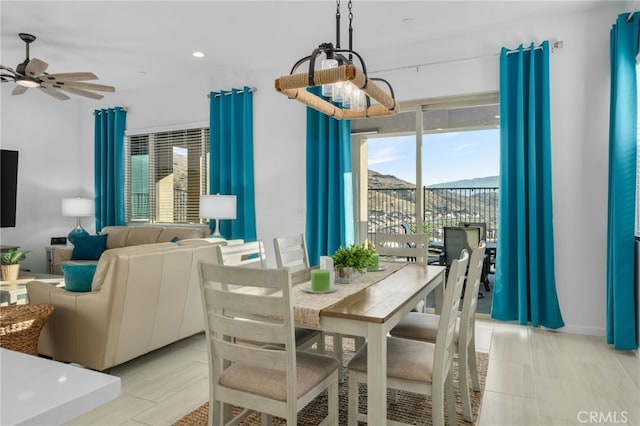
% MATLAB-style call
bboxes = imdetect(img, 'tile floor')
[67,319,639,425]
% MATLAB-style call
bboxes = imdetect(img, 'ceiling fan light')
[16,78,39,88]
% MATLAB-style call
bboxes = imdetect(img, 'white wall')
[0,3,628,336]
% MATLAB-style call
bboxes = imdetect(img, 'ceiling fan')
[0,33,115,101]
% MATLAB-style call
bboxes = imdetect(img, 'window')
[352,92,499,242]
[125,127,209,224]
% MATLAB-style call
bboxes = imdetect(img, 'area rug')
[174,337,489,425]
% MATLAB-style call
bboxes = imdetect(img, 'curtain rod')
[207,87,257,99]
[626,8,636,22]
[371,41,561,74]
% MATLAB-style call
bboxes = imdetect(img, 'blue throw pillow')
[71,234,108,260]
[62,264,97,292]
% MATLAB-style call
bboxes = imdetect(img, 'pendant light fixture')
[275,0,399,120]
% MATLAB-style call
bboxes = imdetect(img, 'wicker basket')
[0,304,54,356]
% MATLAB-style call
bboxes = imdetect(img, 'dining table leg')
[367,322,386,424]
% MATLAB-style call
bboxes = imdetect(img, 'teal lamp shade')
[62,197,93,245]
[199,194,236,238]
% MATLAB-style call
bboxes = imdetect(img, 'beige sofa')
[50,225,211,275]
[27,237,229,371]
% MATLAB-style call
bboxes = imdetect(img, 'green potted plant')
[332,243,375,283]
[1,249,29,281]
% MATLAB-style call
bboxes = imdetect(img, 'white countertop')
[0,348,121,425]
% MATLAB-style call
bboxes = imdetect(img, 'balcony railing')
[368,187,499,243]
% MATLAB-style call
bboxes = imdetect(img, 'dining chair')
[347,249,469,426]
[273,234,346,378]
[374,232,431,311]
[198,262,339,425]
[214,241,323,351]
[374,232,430,264]
[458,222,491,291]
[389,241,486,422]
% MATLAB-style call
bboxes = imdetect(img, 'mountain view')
[368,169,499,239]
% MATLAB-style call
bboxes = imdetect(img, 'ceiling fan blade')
[43,72,98,82]
[45,80,115,92]
[12,85,28,96]
[1,74,17,82]
[39,86,70,100]
[25,58,48,77]
[1,65,16,73]
[56,85,104,100]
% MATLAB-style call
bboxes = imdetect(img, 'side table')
[0,303,54,356]
[0,272,65,306]
[46,244,68,274]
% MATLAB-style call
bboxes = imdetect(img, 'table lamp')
[62,197,93,244]
[199,194,236,238]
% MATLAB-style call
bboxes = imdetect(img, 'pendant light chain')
[336,0,341,49]
[348,0,353,51]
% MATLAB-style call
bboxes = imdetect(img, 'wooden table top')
[322,264,445,323]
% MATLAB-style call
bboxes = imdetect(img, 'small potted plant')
[1,249,29,281]
[331,242,375,283]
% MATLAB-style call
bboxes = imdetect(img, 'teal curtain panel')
[492,41,565,329]
[606,13,639,350]
[94,107,127,232]
[305,87,354,267]
[209,86,257,241]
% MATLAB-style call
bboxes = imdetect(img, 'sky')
[367,128,500,186]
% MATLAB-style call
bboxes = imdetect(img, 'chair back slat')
[216,241,267,268]
[374,232,430,264]
[274,234,312,284]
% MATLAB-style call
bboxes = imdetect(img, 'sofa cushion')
[62,263,97,292]
[125,227,164,246]
[71,234,108,260]
[100,226,132,249]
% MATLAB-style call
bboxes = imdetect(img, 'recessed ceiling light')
[192,51,205,58]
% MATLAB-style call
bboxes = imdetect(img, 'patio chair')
[198,262,339,425]
[390,241,487,422]
[347,249,469,426]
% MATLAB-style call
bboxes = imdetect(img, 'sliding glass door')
[352,92,500,243]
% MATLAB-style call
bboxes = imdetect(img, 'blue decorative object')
[62,197,93,245]
[68,227,89,245]
[62,264,97,292]
[170,236,180,243]
[71,234,108,261]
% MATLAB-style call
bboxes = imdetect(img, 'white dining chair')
[390,241,486,422]
[198,262,339,425]
[374,232,431,312]
[273,234,347,379]
[214,241,323,351]
[347,249,469,426]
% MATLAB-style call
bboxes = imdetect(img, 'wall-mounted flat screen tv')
[1,149,19,228]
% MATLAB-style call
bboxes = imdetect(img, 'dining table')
[292,261,447,423]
